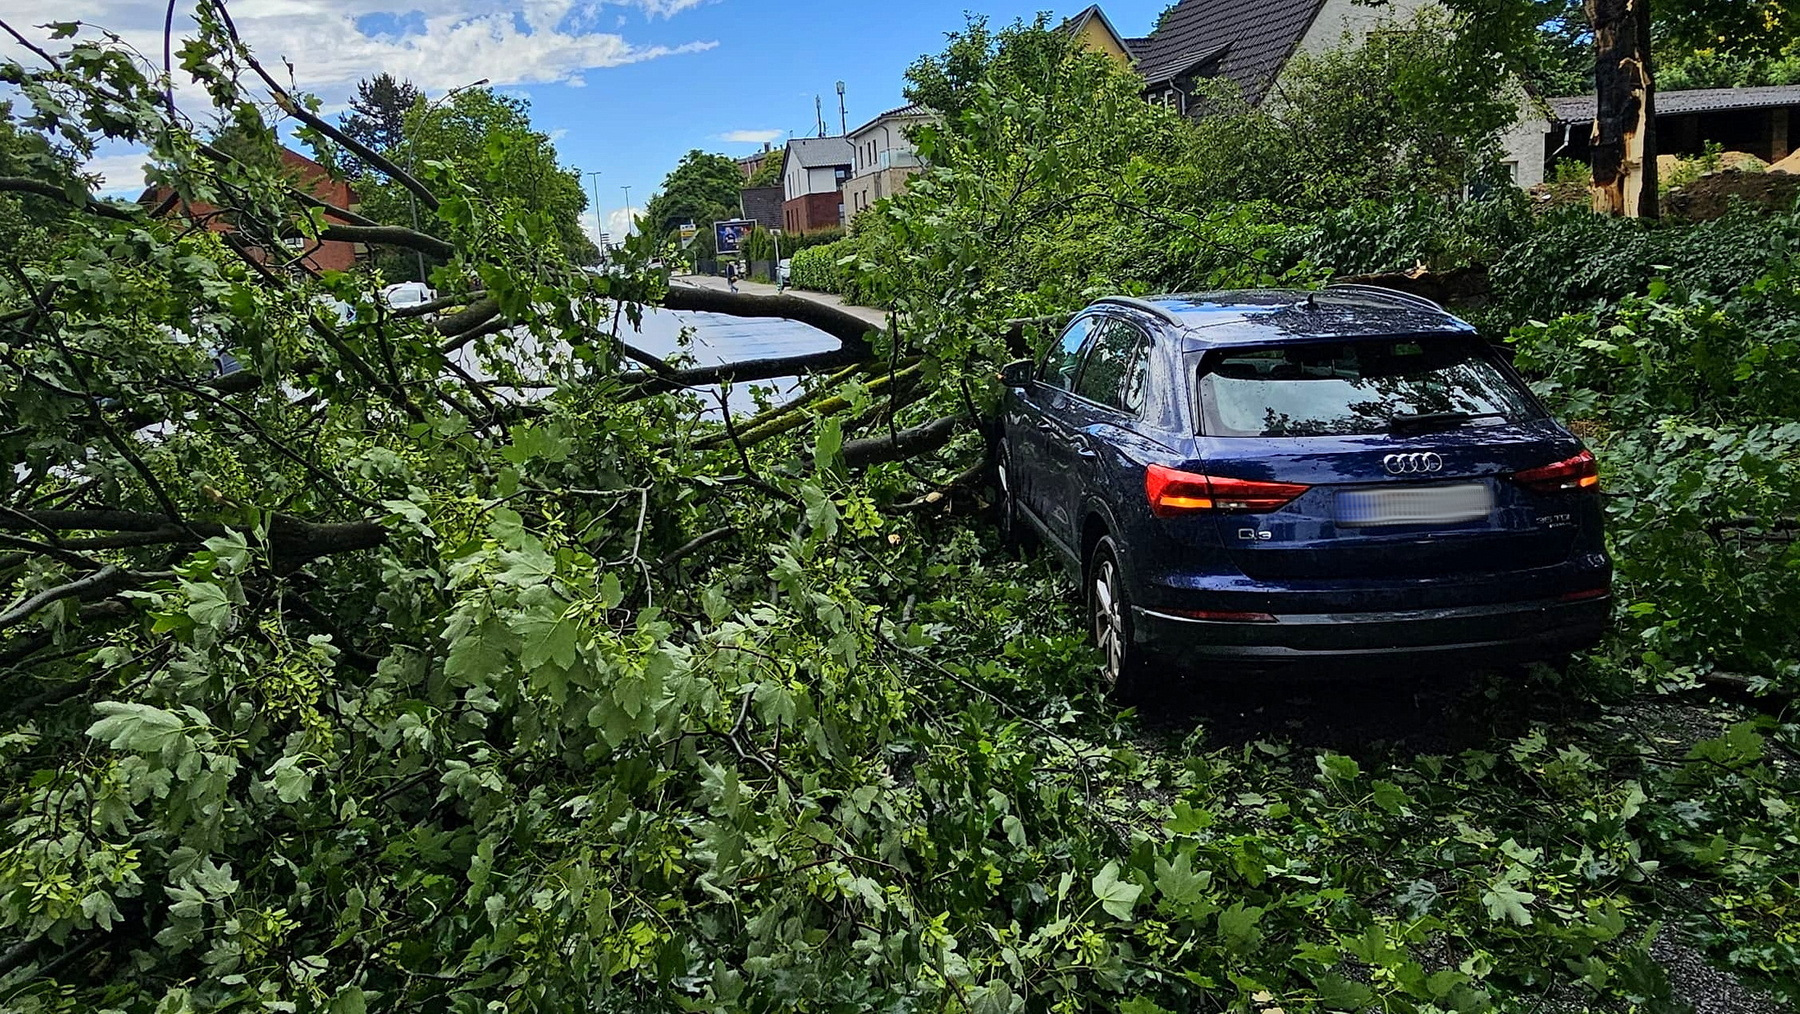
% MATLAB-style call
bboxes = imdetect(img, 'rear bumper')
[1133,596,1610,665]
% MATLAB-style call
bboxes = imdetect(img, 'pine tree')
[337,73,421,177]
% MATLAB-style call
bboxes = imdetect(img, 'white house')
[842,103,932,226]
[781,136,855,234]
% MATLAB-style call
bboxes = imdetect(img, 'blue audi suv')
[996,286,1611,691]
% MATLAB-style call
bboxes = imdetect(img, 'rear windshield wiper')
[1387,411,1507,433]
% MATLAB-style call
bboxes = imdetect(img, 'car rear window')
[1196,338,1540,437]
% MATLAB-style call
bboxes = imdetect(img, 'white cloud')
[634,0,708,17]
[582,206,637,246]
[83,150,155,197]
[1,1,716,106]
[719,129,781,144]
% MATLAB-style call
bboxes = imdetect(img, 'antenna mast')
[836,81,847,135]
[815,95,825,138]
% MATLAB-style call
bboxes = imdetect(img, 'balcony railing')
[854,148,924,176]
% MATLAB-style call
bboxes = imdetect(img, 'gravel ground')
[1651,931,1785,1014]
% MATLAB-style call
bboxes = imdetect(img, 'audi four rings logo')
[1384,452,1444,475]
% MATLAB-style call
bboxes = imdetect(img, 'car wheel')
[995,444,1033,551]
[1088,537,1144,700]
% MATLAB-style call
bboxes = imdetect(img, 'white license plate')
[1337,484,1493,527]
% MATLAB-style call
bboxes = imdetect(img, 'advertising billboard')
[714,219,754,256]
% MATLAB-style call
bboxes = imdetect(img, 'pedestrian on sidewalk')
[725,260,739,294]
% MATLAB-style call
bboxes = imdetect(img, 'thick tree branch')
[319,224,455,260]
[0,510,387,565]
[661,284,881,357]
[0,565,125,632]
[0,176,135,221]
[841,416,962,469]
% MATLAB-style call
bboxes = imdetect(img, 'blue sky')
[20,0,1168,244]
[525,0,1170,240]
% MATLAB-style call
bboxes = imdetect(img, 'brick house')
[781,136,854,234]
[736,142,778,181]
[141,146,363,273]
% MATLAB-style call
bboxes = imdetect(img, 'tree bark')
[1588,0,1658,218]
[0,510,387,565]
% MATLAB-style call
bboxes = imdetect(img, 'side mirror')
[1000,359,1034,388]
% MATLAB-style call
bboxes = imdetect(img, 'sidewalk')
[672,274,888,330]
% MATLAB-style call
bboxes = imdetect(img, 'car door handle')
[1072,435,1100,459]
[1035,419,1058,434]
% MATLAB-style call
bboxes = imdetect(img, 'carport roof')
[1546,84,1800,123]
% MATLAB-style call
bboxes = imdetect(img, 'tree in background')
[745,153,782,188]
[641,149,742,243]
[903,14,1075,120]
[336,73,420,177]
[1656,0,1800,86]
[355,87,596,273]
[1187,9,1519,209]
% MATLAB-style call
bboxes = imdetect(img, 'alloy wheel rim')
[1093,559,1124,686]
[997,455,1013,534]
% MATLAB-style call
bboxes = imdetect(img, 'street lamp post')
[407,77,488,282]
[584,170,603,262]
[620,185,632,239]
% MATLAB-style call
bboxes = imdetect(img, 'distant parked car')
[381,281,435,310]
[996,286,1611,692]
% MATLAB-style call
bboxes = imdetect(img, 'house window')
[838,202,845,224]
[1501,161,1519,182]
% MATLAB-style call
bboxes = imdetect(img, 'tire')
[1087,536,1146,701]
[995,443,1035,552]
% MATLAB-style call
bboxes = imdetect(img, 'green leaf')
[1316,972,1374,1010]
[1216,902,1264,948]
[1153,850,1210,907]
[330,987,367,1014]
[1371,780,1412,813]
[600,572,625,610]
[1426,969,1470,999]
[512,585,578,671]
[269,756,313,804]
[183,581,233,631]
[1481,881,1536,926]
[1316,752,1362,782]
[814,415,843,472]
[1090,861,1142,921]
[1165,801,1215,834]
[87,702,185,753]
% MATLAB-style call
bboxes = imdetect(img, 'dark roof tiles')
[1126,0,1327,103]
[785,136,855,169]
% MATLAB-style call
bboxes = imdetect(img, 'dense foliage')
[1,7,1796,1014]
[347,86,596,274]
[642,150,745,245]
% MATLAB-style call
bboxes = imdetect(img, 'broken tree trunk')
[1587,0,1658,218]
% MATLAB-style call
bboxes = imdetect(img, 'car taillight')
[1512,449,1600,494]
[1145,464,1310,517]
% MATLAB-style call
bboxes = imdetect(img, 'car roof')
[1090,286,1478,350]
